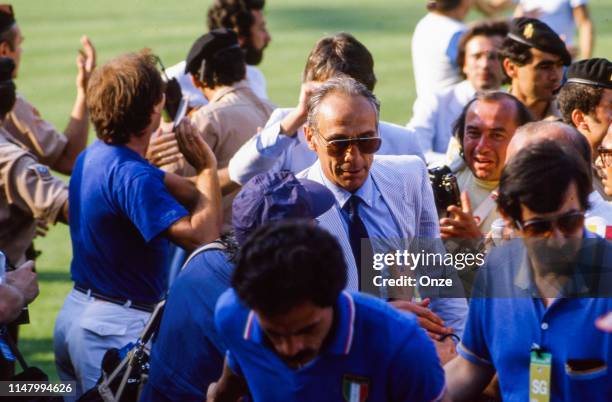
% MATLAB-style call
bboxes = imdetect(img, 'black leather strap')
[74,285,156,313]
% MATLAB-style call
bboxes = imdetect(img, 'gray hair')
[306,75,380,133]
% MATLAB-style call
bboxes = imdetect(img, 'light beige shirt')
[3,95,68,168]
[0,127,67,265]
[166,81,274,231]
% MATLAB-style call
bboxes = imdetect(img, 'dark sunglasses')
[316,134,382,157]
[515,211,585,237]
[597,146,612,168]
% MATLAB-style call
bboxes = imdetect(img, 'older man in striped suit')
[297,76,467,348]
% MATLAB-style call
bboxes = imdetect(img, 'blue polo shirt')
[141,248,234,402]
[459,235,612,401]
[69,140,188,304]
[215,290,446,402]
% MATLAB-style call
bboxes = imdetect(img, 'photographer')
[0,54,68,378]
[0,55,69,268]
[151,29,274,231]
[438,92,532,241]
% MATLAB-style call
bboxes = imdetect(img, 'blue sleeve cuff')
[226,350,243,378]
[457,342,493,367]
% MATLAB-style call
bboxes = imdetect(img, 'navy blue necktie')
[343,195,372,290]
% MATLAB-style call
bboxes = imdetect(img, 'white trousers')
[53,289,150,401]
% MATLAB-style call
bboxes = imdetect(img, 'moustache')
[284,348,316,366]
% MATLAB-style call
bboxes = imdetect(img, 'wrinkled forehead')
[316,93,377,133]
[466,98,517,128]
[465,34,503,55]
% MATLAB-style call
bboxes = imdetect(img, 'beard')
[244,42,265,65]
[526,237,582,276]
[282,348,317,369]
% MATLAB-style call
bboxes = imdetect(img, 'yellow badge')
[529,350,552,402]
[524,23,535,39]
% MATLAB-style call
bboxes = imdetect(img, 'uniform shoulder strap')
[180,240,227,272]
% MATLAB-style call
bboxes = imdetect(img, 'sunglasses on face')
[597,146,612,168]
[515,211,585,237]
[316,134,382,157]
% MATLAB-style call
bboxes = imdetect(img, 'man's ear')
[502,58,518,80]
[497,207,517,229]
[235,24,248,48]
[304,125,317,152]
[190,74,203,89]
[0,41,11,57]
[571,109,589,133]
[154,93,165,114]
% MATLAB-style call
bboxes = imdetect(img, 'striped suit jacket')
[298,155,468,335]
[298,154,439,289]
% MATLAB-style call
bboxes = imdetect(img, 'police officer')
[0,4,95,175]
[558,58,612,202]
[0,55,68,378]
[154,29,274,231]
[0,56,68,268]
[500,17,571,121]
[165,0,271,108]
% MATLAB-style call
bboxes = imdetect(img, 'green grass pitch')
[11,0,612,379]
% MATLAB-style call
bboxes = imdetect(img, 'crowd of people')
[0,0,610,401]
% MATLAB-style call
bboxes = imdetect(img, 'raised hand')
[174,118,217,172]
[76,35,96,93]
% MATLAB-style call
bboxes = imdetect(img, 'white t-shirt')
[165,61,268,108]
[411,12,466,98]
[518,0,588,46]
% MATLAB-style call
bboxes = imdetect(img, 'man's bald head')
[506,121,592,167]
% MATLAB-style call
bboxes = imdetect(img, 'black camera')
[0,252,30,325]
[428,166,461,216]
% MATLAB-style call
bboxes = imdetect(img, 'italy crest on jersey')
[342,374,369,402]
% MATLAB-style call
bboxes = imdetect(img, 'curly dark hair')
[456,20,509,78]
[86,50,164,145]
[558,82,605,126]
[426,0,462,12]
[0,57,15,119]
[302,32,377,91]
[232,221,347,316]
[499,37,533,83]
[499,36,533,66]
[207,0,265,39]
[497,140,591,223]
[201,47,246,88]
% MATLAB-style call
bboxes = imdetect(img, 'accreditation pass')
[0,381,76,397]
